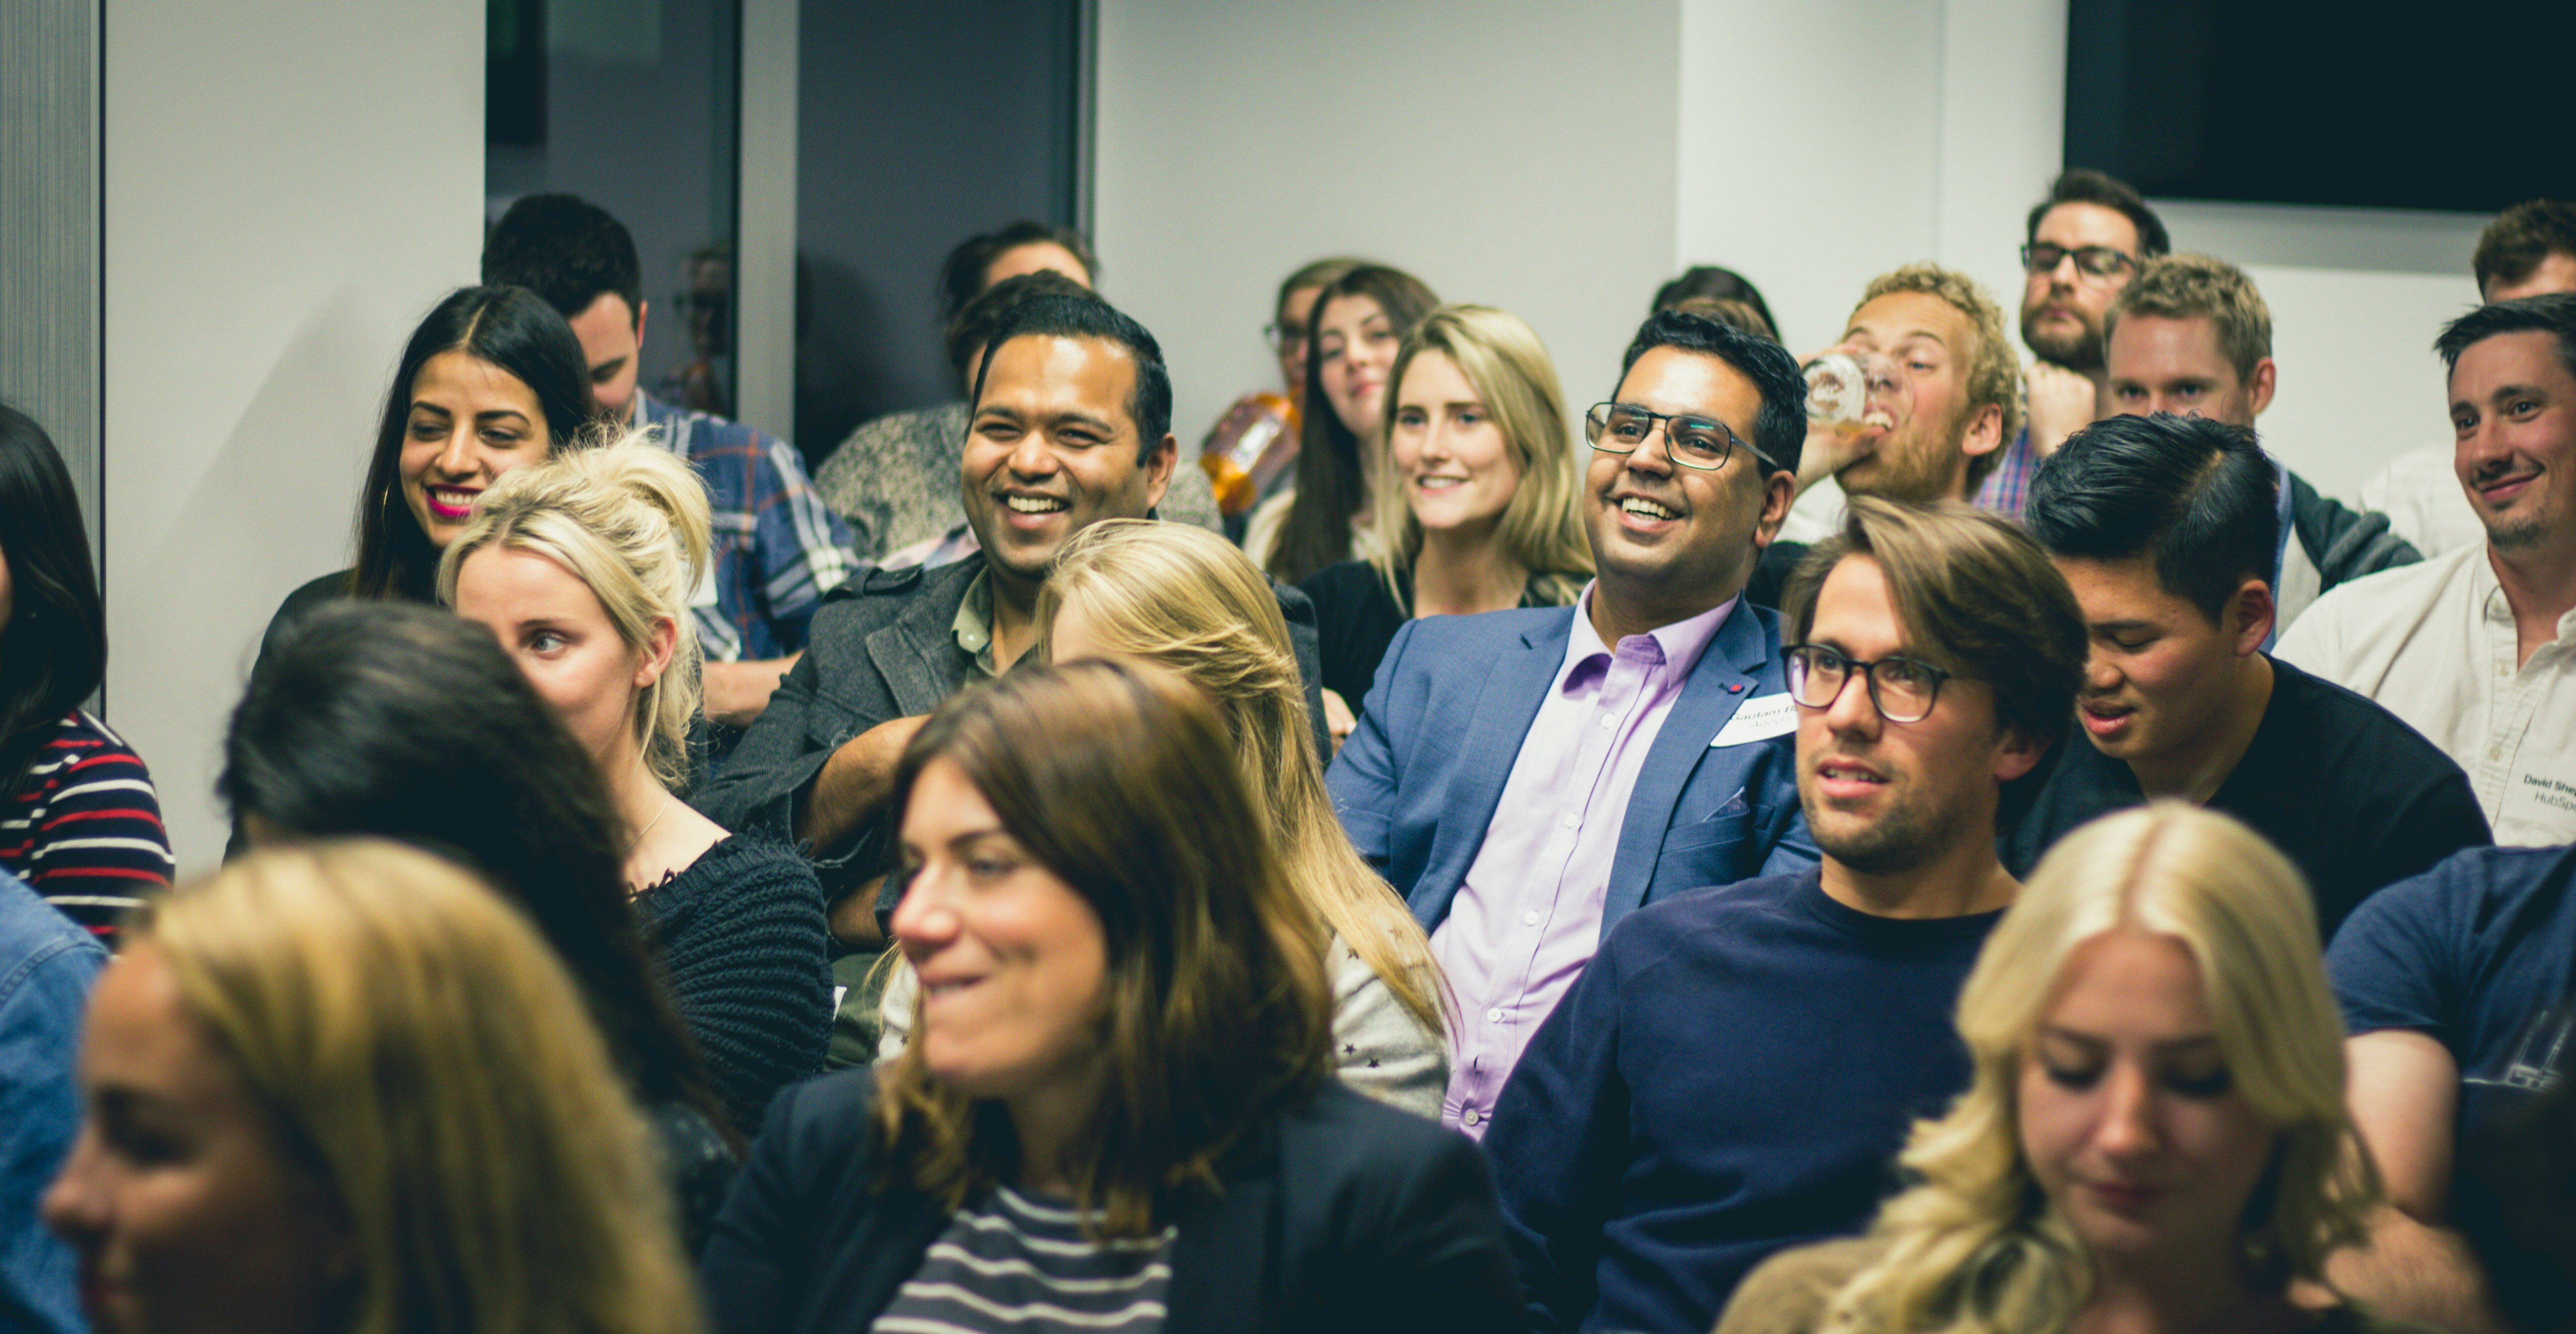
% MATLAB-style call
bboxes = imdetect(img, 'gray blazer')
[694,552,1332,904]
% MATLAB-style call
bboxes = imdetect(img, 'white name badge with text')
[1710,692,1797,747]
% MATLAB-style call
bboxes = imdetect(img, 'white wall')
[1095,0,1683,445]
[104,0,485,873]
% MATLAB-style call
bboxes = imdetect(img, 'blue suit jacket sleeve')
[1484,927,1632,1334]
[1326,617,1422,881]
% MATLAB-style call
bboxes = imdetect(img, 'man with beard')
[1753,264,2022,605]
[2009,412,2487,938]
[1483,498,2084,1334]
[2282,295,2576,847]
[1979,170,2171,519]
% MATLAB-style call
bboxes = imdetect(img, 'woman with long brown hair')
[700,660,1519,1334]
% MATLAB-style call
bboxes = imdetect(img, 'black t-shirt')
[2004,656,2493,938]
[2328,843,2576,1168]
[1296,560,1562,709]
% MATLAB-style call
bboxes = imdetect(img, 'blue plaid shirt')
[636,391,863,661]
[1973,425,2036,522]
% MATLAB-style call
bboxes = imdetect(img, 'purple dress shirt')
[1430,586,1737,1138]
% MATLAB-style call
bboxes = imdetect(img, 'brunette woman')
[1296,305,1593,745]
[44,840,703,1334]
[0,403,174,935]
[445,435,833,1129]
[221,601,738,1249]
[1245,264,1440,583]
[701,660,1520,1334]
[1717,803,2422,1334]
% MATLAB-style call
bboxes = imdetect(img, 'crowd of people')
[0,173,2572,1334]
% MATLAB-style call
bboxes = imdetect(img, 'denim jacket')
[1,870,104,1334]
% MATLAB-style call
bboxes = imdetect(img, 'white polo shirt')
[2279,544,2576,846]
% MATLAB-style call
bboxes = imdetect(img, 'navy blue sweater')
[1483,869,1997,1334]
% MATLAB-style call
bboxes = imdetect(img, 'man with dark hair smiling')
[2013,412,2488,937]
[483,193,859,726]
[702,291,1321,922]
[1329,310,1821,1140]
[1485,499,2085,1334]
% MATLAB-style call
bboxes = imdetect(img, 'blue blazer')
[1326,599,1818,941]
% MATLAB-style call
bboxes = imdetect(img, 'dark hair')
[482,193,644,324]
[944,269,1097,391]
[1268,264,1442,583]
[218,601,728,1138]
[2475,200,2576,298]
[0,404,105,801]
[1618,308,1809,478]
[936,221,1099,329]
[1651,265,1781,341]
[1782,497,2086,754]
[350,286,597,601]
[2027,412,2279,624]
[874,659,1331,1239]
[2437,293,2576,384]
[2457,1061,2576,1334]
[2025,169,2171,259]
[968,289,1172,458]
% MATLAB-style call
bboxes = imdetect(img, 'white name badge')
[1710,692,1798,747]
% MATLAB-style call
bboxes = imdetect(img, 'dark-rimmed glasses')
[2020,243,2139,282]
[1263,322,1305,356]
[1784,643,1951,723]
[1584,403,1761,471]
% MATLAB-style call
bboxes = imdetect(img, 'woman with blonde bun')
[879,518,1449,1117]
[444,433,832,1130]
[42,840,703,1334]
[1717,803,2420,1334]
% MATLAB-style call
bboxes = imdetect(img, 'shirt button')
[1562,813,1581,829]
[1524,910,1543,926]
[1486,1006,1505,1023]
[1599,714,1617,730]
[1462,1108,1483,1127]
[2490,746,2504,760]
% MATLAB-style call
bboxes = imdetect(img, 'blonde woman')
[1716,803,2414,1334]
[442,434,832,1129]
[43,840,702,1334]
[880,519,1449,1117]
[1297,305,1592,746]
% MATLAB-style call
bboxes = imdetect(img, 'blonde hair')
[1857,263,2026,491]
[2105,253,2274,386]
[1039,519,1448,1036]
[1823,804,2379,1334]
[1369,305,1593,610]
[437,430,712,791]
[135,841,702,1334]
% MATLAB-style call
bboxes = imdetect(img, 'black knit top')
[635,834,834,1134]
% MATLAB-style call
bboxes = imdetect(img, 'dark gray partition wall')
[0,0,103,561]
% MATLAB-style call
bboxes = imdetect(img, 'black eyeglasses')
[1262,322,1305,355]
[2020,243,2139,282]
[1784,644,1951,723]
[1585,403,1764,472]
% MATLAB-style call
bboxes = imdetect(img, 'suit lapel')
[1164,1130,1281,1334]
[868,562,979,718]
[1426,612,1575,891]
[1601,599,1770,934]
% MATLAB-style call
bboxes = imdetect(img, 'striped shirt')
[3,710,174,941]
[873,1185,1174,1334]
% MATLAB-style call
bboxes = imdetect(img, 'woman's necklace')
[635,793,675,843]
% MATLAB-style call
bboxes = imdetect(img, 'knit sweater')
[635,835,834,1133]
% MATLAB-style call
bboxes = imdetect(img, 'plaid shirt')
[1972,426,2036,522]
[636,390,863,661]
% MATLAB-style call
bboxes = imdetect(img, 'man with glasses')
[1327,310,1822,1141]
[1483,497,2085,1334]
[1980,169,2172,520]
[2012,412,2486,939]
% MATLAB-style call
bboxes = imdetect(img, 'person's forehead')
[1849,290,1972,345]
[1318,292,1388,328]
[1278,283,1327,325]
[2035,201,2142,252]
[2109,313,2233,374]
[2452,329,2574,392]
[1808,554,1908,648]
[1612,345,1761,431]
[980,334,1137,422]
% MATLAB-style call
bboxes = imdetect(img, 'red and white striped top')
[2,710,175,941]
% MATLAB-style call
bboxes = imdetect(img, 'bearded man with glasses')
[1326,309,1823,1144]
[1481,497,2086,1334]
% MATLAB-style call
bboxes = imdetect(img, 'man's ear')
[1752,468,1797,549]
[1141,432,1177,510]
[1961,401,2006,458]
[2228,577,2276,657]
[634,298,649,344]
[1993,720,2047,784]
[2248,357,2277,417]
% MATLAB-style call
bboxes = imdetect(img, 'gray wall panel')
[0,0,102,557]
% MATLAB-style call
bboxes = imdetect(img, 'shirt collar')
[953,568,999,676]
[1563,581,1738,677]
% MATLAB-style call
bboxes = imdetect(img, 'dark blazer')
[1326,598,1818,941]
[693,552,1332,902]
[699,1070,1526,1334]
